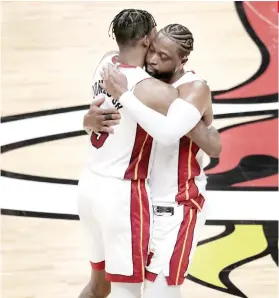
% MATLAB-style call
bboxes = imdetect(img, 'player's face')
[145,33,185,82]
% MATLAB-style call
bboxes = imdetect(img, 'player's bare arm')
[100,64,221,156]
[202,102,214,126]
[177,80,210,115]
[101,64,222,156]
[101,63,178,115]
[100,64,200,146]
[100,64,209,115]
[188,121,221,157]
[186,96,221,157]
[177,81,221,157]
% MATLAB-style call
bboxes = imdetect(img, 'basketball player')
[82,17,220,298]
[95,24,221,298]
[77,9,183,298]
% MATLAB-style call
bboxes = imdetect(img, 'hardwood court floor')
[1,1,278,298]
[1,215,278,298]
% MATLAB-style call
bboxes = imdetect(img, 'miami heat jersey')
[150,71,207,209]
[85,53,155,180]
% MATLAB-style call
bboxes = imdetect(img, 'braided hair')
[109,9,157,46]
[160,24,194,57]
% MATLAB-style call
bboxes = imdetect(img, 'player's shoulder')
[178,81,210,102]
[186,79,209,91]
[102,50,118,60]
[180,70,207,83]
[179,71,210,93]
[99,50,119,66]
[93,51,118,78]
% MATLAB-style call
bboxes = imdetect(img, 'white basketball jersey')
[150,71,207,209]
[85,53,155,180]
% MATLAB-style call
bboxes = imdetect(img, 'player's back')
[85,53,154,180]
[150,71,207,209]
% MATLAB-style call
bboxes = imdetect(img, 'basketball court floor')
[1,1,278,297]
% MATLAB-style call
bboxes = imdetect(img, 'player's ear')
[142,35,150,48]
[180,55,188,69]
[143,28,156,48]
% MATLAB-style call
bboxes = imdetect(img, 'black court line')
[1,105,89,123]
[2,110,277,191]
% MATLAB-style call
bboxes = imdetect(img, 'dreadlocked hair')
[160,24,194,57]
[109,9,157,46]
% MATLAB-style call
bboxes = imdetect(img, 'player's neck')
[169,69,185,84]
[118,49,145,68]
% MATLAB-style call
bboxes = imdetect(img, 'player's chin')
[146,66,157,77]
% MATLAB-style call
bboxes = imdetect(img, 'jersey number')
[90,131,109,149]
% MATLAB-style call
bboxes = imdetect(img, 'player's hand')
[100,63,128,99]
[83,95,121,134]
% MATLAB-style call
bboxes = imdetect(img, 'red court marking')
[205,118,278,188]
[215,1,278,100]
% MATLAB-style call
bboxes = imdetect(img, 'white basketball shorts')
[77,168,152,283]
[145,195,208,286]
